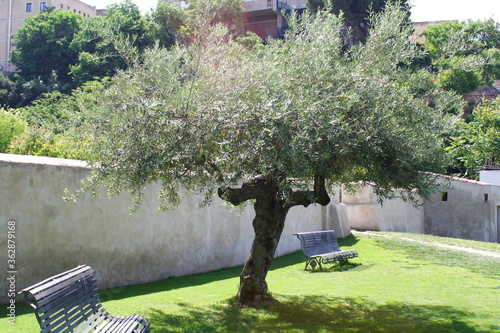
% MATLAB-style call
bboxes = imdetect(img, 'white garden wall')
[0,154,349,304]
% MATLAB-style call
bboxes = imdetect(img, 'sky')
[83,0,500,23]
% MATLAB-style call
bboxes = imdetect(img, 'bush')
[8,126,92,160]
[0,109,27,153]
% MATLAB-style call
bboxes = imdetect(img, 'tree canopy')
[306,0,410,43]
[447,98,500,178]
[73,4,459,305]
[11,9,81,84]
[69,0,153,86]
[423,19,500,94]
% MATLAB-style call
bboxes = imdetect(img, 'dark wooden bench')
[20,265,150,333]
[294,230,358,270]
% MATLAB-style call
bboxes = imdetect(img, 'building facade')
[0,0,97,74]
[242,0,306,40]
[165,0,307,41]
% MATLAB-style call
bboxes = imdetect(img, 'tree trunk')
[218,174,330,306]
[237,191,290,305]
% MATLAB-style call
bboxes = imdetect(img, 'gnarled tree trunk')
[219,174,330,305]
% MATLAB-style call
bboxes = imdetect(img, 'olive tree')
[75,5,458,305]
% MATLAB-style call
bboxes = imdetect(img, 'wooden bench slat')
[20,265,150,333]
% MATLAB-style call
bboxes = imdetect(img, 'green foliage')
[424,19,500,58]
[306,0,411,44]
[423,21,466,58]
[482,48,500,85]
[16,91,75,128]
[70,1,152,86]
[236,31,264,50]
[0,74,21,108]
[423,19,500,89]
[104,0,154,52]
[9,79,109,159]
[148,1,186,48]
[0,109,27,153]
[447,98,500,178]
[436,68,482,94]
[183,0,244,37]
[11,9,82,85]
[7,126,91,160]
[75,4,459,210]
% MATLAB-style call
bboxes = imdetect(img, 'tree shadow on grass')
[148,294,495,333]
[98,251,306,302]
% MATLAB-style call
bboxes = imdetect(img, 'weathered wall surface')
[0,154,349,304]
[342,179,499,244]
[424,177,500,243]
[342,185,425,234]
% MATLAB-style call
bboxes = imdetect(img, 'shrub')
[0,109,27,153]
[8,126,92,160]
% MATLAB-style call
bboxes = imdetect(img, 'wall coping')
[0,153,89,169]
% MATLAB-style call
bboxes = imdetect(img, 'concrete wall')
[424,177,500,243]
[480,170,500,186]
[342,185,425,234]
[342,179,499,244]
[0,154,350,304]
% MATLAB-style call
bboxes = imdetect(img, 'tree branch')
[218,176,267,206]
[219,174,331,208]
[288,174,331,208]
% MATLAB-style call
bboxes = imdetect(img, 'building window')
[40,2,46,11]
[26,2,32,12]
[60,4,63,8]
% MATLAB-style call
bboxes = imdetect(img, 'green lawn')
[2,231,499,332]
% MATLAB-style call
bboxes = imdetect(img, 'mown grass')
[2,232,499,332]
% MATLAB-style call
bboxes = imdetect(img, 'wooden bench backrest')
[20,265,107,333]
[294,230,342,257]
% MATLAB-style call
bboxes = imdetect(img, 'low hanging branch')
[218,173,331,208]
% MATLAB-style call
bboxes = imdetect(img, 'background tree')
[0,74,22,108]
[11,9,81,87]
[70,0,153,86]
[72,5,458,306]
[447,98,500,178]
[306,0,410,44]
[148,1,186,48]
[423,19,500,94]
[183,0,244,37]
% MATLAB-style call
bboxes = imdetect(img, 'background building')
[0,0,97,74]
[242,0,306,40]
